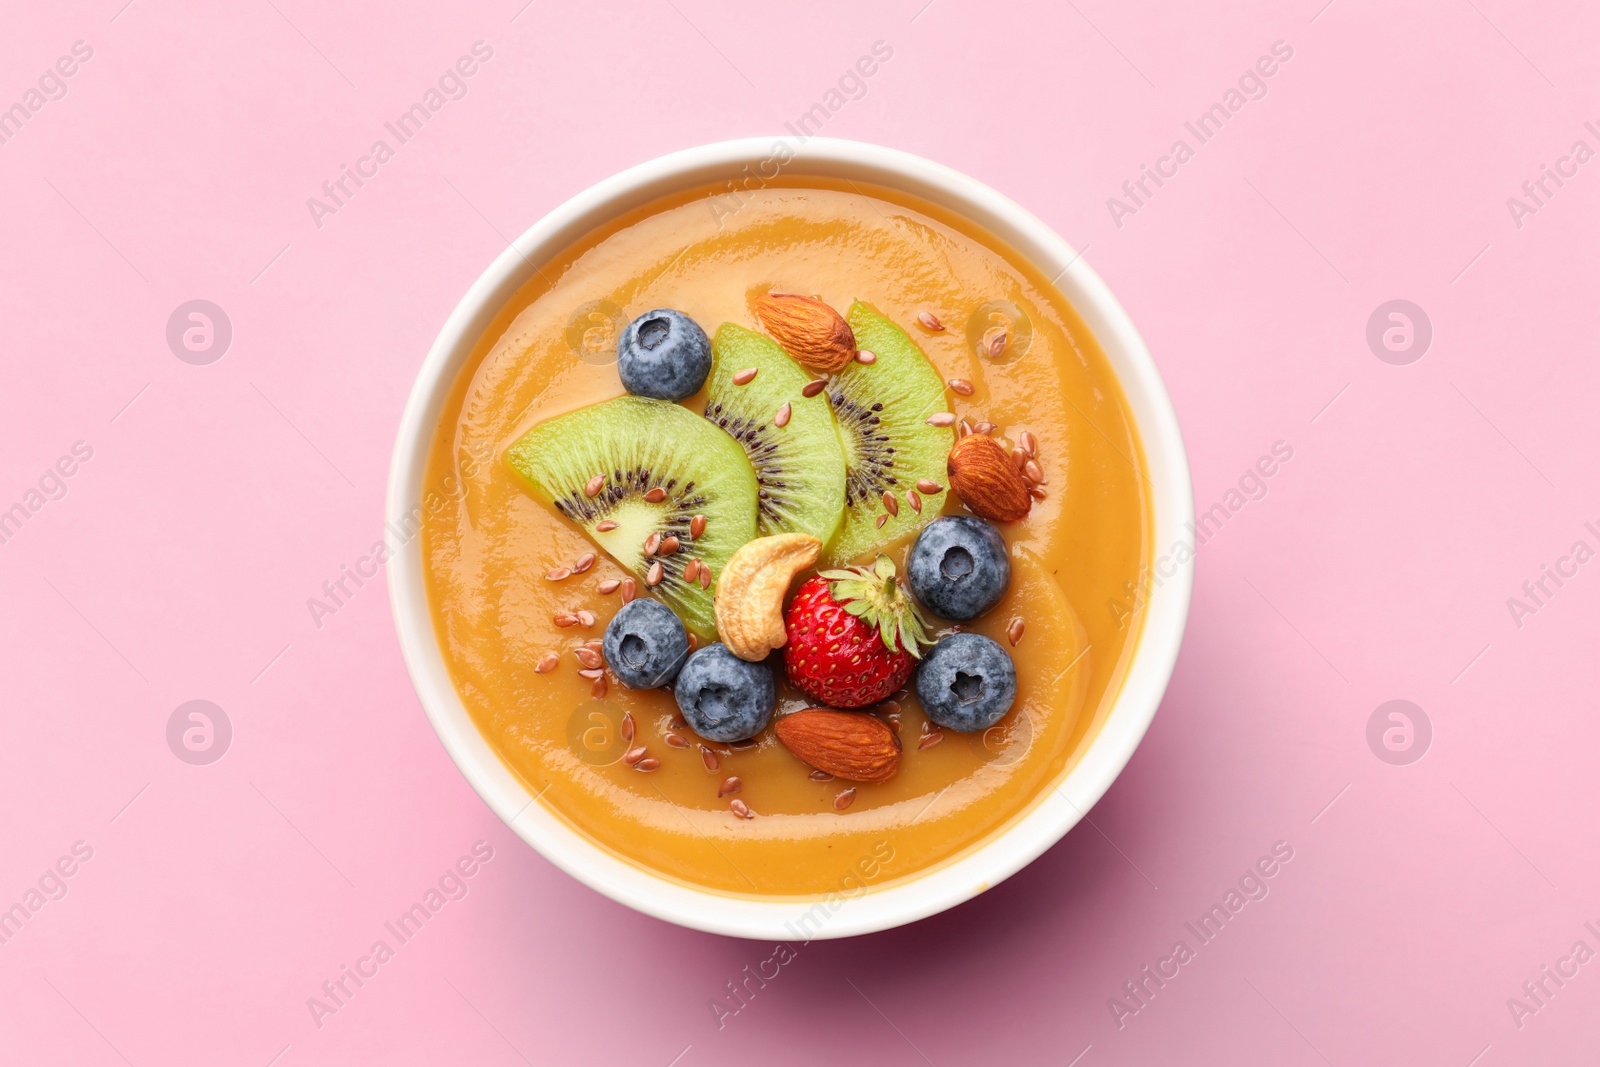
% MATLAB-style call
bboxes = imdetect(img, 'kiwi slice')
[506,396,758,639]
[823,302,955,565]
[704,324,847,544]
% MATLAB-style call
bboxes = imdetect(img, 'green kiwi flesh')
[704,323,847,545]
[505,396,758,639]
[823,302,954,565]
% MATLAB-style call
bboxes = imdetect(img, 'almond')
[774,709,900,783]
[947,433,1033,523]
[755,293,856,373]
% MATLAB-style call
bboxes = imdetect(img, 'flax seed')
[670,714,687,731]
[886,713,901,734]
[635,758,660,772]
[535,653,559,674]
[687,633,697,651]
[621,713,636,743]
[596,520,618,532]
[1012,448,1029,472]
[646,561,664,586]
[916,479,943,495]
[774,402,792,428]
[575,647,602,669]
[576,609,595,628]
[947,378,975,396]
[927,412,956,427]
[729,798,753,818]
[732,367,759,385]
[701,747,720,772]
[958,418,973,438]
[919,729,944,751]
[1029,485,1047,500]
[918,311,945,331]
[620,578,637,602]
[834,788,857,811]
[623,746,647,766]
[973,421,996,436]
[591,674,607,698]
[554,612,578,627]
[855,349,877,364]
[808,769,834,782]
[802,378,828,398]
[545,566,571,581]
[882,490,899,517]
[682,558,700,583]
[907,490,922,513]
[718,776,742,797]
[572,552,597,574]
[659,536,680,556]
[729,737,757,750]
[689,514,706,539]
[698,563,712,589]
[584,474,605,497]
[1024,460,1046,485]
[985,329,1007,360]
[876,514,888,529]
[597,579,621,595]
[643,532,661,556]
[577,667,603,679]
[665,733,689,749]
[1007,617,1025,646]
[1018,430,1037,456]
[644,487,667,504]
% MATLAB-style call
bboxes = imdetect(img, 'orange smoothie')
[421,180,1150,896]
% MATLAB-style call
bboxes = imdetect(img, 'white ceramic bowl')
[388,137,1192,940]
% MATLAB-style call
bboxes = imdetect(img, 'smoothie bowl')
[388,139,1192,939]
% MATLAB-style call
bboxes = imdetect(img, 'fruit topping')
[505,395,757,639]
[600,598,690,689]
[824,303,954,564]
[783,555,929,709]
[673,643,777,742]
[713,533,822,662]
[617,308,711,401]
[907,515,1011,621]
[705,324,847,543]
[915,632,1017,733]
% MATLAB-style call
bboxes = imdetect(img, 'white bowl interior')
[387,137,1193,939]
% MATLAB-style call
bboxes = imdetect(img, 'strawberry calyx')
[816,554,931,659]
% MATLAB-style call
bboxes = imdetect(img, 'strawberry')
[783,555,931,708]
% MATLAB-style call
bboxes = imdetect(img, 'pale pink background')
[2,0,1596,1063]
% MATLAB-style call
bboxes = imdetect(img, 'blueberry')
[915,633,1017,733]
[617,308,711,401]
[907,516,1011,621]
[673,643,775,742]
[601,599,690,689]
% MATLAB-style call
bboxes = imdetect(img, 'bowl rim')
[386,136,1193,940]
